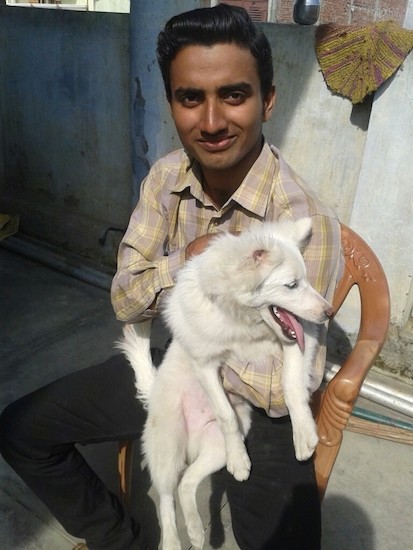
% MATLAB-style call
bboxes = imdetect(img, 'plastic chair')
[118,223,390,504]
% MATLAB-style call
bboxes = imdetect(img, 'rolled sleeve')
[110,252,183,322]
[111,162,187,323]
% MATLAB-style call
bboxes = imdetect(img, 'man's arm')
[111,171,185,323]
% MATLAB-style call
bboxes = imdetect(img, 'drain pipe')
[352,407,413,431]
[325,363,413,419]
[1,236,113,291]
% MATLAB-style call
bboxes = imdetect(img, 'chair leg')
[118,439,134,507]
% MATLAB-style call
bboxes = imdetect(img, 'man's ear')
[262,85,276,122]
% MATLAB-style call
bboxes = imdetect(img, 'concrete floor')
[1,245,413,550]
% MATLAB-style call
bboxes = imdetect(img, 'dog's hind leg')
[191,360,251,481]
[143,401,187,549]
[178,431,227,550]
[145,424,186,550]
[158,493,182,550]
[147,440,186,550]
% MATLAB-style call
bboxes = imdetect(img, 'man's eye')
[285,281,298,289]
[181,95,201,107]
[224,92,246,105]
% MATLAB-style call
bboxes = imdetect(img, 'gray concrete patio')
[1,245,412,549]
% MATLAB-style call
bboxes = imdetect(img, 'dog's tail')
[116,321,156,408]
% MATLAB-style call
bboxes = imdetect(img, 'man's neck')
[200,137,265,208]
[201,174,238,208]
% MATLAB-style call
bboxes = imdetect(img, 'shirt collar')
[170,155,205,202]
[231,143,278,217]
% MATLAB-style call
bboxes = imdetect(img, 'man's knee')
[0,400,23,459]
[0,395,42,462]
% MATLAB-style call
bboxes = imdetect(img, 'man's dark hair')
[157,3,274,102]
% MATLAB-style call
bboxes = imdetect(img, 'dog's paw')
[188,525,205,550]
[292,422,319,461]
[226,440,251,481]
[181,503,205,549]
[162,535,182,550]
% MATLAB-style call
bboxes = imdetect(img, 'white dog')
[118,218,333,550]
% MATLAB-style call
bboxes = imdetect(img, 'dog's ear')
[292,217,312,253]
[253,249,268,263]
[251,246,284,283]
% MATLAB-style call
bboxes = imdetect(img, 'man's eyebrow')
[173,82,254,100]
[218,82,254,95]
[173,87,203,99]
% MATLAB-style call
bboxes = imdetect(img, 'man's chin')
[191,149,240,172]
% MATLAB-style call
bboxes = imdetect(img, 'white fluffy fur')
[117,219,332,550]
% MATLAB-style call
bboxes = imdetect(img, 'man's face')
[169,43,275,183]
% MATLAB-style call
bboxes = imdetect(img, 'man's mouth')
[197,136,235,152]
[270,306,305,352]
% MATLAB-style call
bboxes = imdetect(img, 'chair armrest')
[317,339,381,446]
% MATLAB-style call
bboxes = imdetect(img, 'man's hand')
[185,231,242,260]
[185,234,220,260]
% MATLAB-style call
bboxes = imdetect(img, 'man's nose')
[199,99,227,135]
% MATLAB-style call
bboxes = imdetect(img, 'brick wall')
[276,0,408,25]
[218,0,269,21]
[319,0,408,26]
[220,0,409,26]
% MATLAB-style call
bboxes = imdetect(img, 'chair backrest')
[314,223,391,499]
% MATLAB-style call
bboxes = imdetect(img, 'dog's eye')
[285,280,298,289]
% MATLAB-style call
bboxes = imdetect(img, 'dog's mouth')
[270,306,305,353]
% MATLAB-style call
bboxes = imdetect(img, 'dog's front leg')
[193,361,251,481]
[281,345,319,461]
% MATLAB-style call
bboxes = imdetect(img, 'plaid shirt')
[111,143,342,416]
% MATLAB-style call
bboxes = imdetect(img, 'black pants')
[0,354,321,550]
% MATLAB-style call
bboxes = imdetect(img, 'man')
[0,5,341,550]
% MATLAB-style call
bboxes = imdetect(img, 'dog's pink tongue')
[278,308,305,353]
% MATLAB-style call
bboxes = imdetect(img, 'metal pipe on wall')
[325,363,413,418]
